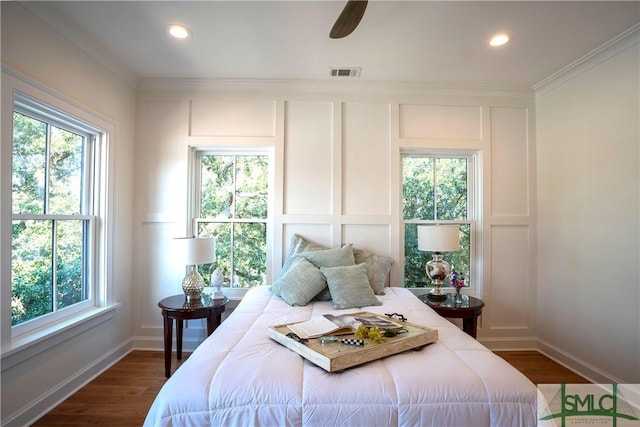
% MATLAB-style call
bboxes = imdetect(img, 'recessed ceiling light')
[490,33,511,47]
[167,24,191,39]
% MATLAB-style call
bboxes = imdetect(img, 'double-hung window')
[191,150,270,292]
[403,154,475,288]
[11,92,106,333]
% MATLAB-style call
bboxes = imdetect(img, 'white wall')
[0,3,136,425]
[536,42,639,383]
[132,83,537,352]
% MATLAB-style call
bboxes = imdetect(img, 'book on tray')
[287,313,400,339]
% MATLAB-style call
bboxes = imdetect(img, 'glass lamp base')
[182,266,205,301]
[426,253,451,302]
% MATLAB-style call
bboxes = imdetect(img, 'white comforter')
[144,286,537,427]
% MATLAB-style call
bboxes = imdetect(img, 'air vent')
[329,67,362,78]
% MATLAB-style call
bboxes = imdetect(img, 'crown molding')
[534,24,640,97]
[138,77,534,100]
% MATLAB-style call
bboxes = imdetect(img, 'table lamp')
[417,225,460,301]
[175,237,216,301]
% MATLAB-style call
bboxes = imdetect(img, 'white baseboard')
[3,340,133,427]
[481,336,624,384]
[480,336,538,351]
[131,335,163,351]
[132,335,202,353]
[536,338,623,384]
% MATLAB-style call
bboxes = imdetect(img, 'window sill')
[200,285,255,301]
[1,304,119,371]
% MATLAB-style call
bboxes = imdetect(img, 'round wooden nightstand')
[418,293,484,339]
[158,294,229,377]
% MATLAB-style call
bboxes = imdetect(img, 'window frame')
[401,151,478,291]
[188,147,273,299]
[5,84,115,344]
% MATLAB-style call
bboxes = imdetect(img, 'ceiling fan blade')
[330,0,368,39]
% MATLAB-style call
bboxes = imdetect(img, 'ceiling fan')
[330,0,368,39]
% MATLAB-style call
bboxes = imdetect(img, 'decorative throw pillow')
[312,287,332,302]
[271,257,327,306]
[320,264,382,309]
[353,248,394,295]
[275,235,391,302]
[299,244,355,269]
[303,244,356,301]
[280,234,327,276]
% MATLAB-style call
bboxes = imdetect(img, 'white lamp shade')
[417,225,460,252]
[175,237,216,265]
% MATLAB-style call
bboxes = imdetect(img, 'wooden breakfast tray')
[268,312,438,372]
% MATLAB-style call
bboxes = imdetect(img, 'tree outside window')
[11,107,94,326]
[403,155,473,288]
[194,153,269,288]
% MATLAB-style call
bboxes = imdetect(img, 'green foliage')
[233,222,267,286]
[235,156,268,219]
[402,157,435,220]
[48,126,84,214]
[198,154,268,287]
[403,157,471,288]
[12,220,54,324]
[55,221,85,308]
[200,155,234,218]
[12,113,46,214]
[11,111,88,326]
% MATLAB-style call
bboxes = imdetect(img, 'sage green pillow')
[302,244,356,302]
[280,234,327,276]
[299,244,355,269]
[271,257,326,306]
[320,264,382,310]
[312,287,332,302]
[353,248,394,295]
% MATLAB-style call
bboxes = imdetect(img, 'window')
[11,93,106,331]
[403,154,474,288]
[192,151,270,290]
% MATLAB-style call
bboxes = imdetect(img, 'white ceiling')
[27,1,640,89]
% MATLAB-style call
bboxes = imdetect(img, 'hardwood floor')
[32,351,183,427]
[494,350,590,385]
[32,350,588,426]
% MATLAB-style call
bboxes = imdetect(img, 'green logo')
[539,384,640,427]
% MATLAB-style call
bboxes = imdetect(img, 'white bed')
[144,286,537,427]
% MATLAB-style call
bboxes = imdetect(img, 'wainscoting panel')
[490,106,530,217]
[281,223,334,255]
[189,100,276,136]
[284,101,334,215]
[343,224,395,285]
[342,224,392,257]
[490,225,531,329]
[139,222,184,329]
[139,100,189,219]
[342,102,391,216]
[399,104,482,139]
